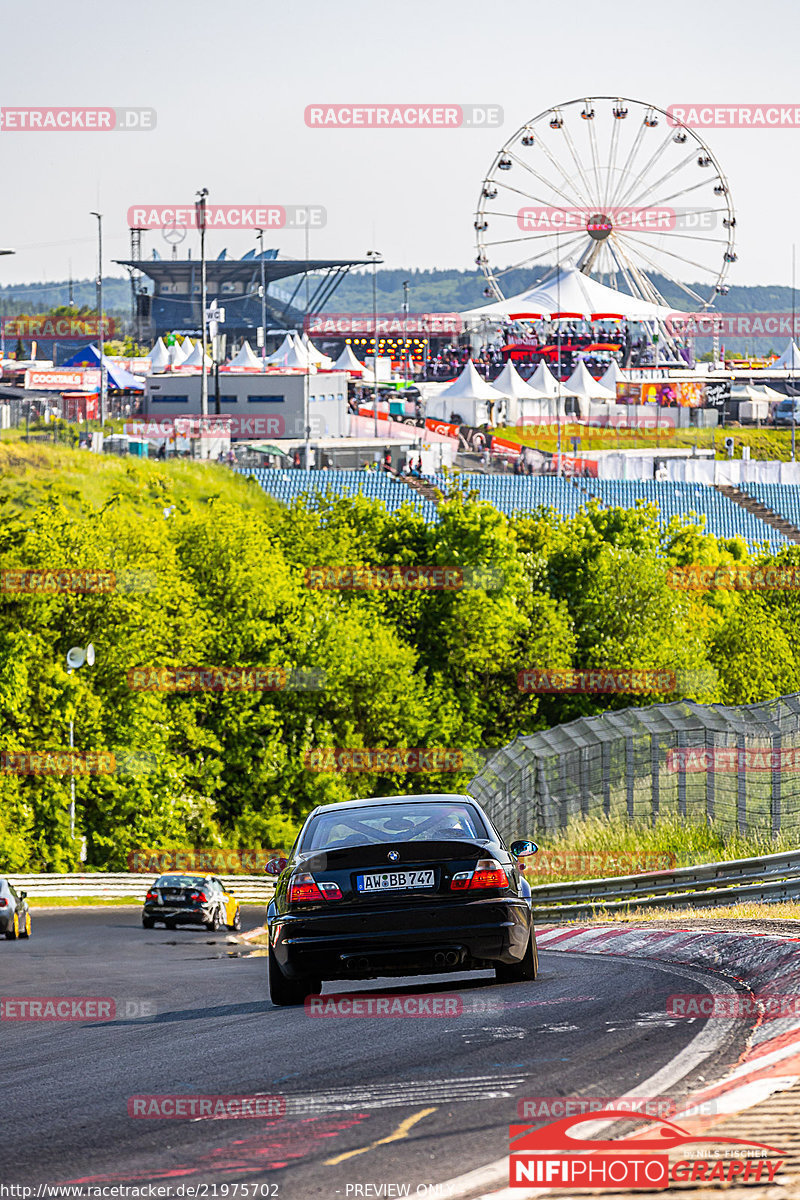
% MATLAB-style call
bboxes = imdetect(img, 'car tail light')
[145,890,157,901]
[318,881,343,900]
[190,891,207,903]
[0,898,7,907]
[288,872,325,904]
[450,859,508,891]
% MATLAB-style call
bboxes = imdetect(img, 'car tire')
[165,919,176,930]
[495,928,538,984]
[206,907,223,933]
[20,911,31,939]
[228,907,241,932]
[142,916,155,929]
[268,943,320,1007]
[5,912,19,940]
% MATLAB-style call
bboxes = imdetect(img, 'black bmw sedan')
[265,793,538,1006]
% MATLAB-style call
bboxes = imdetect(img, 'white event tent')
[228,341,262,369]
[149,338,170,372]
[170,338,191,366]
[333,344,366,373]
[302,333,333,369]
[427,360,506,425]
[182,341,213,368]
[599,359,623,393]
[772,340,800,370]
[492,360,548,424]
[462,265,678,325]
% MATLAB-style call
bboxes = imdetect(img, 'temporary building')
[60,343,144,390]
[264,334,296,365]
[170,339,191,366]
[564,360,616,402]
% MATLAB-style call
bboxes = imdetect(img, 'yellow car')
[142,874,241,932]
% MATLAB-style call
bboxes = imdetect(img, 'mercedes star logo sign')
[387,851,400,862]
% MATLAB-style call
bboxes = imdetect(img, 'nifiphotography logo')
[508,1110,785,1189]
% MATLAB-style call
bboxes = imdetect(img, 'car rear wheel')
[20,911,31,938]
[268,943,320,1007]
[228,907,241,932]
[142,916,155,929]
[495,928,537,984]
[5,912,19,940]
[206,907,224,932]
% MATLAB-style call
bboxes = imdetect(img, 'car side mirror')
[19,891,27,899]
[511,840,538,858]
[265,857,288,876]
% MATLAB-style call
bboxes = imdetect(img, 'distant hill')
[1,269,796,354]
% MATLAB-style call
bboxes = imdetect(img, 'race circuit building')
[114,248,373,346]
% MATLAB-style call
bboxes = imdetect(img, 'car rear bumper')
[142,904,210,925]
[269,896,532,980]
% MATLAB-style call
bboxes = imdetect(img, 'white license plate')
[356,870,435,892]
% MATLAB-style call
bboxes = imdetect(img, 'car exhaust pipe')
[445,950,460,967]
[433,951,447,969]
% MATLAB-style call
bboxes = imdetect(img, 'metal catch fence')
[469,693,800,842]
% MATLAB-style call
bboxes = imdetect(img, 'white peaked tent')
[565,360,616,402]
[170,338,191,366]
[428,360,506,425]
[182,341,213,368]
[599,359,623,393]
[461,265,678,325]
[773,340,800,369]
[302,333,333,369]
[333,344,365,372]
[284,336,313,371]
[228,341,261,369]
[149,338,170,372]
[526,361,568,418]
[265,334,296,365]
[528,361,560,398]
[492,360,549,424]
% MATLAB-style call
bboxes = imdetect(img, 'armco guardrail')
[6,873,275,904]
[527,848,800,920]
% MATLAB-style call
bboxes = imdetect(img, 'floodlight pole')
[257,228,267,373]
[368,250,380,438]
[90,213,106,427]
[555,234,562,476]
[196,189,209,416]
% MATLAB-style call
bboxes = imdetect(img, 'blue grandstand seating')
[238,468,790,552]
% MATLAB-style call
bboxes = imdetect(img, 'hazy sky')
[0,0,796,295]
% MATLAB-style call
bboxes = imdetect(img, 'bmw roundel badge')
[387,850,400,862]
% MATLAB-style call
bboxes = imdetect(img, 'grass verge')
[559,901,800,924]
[490,424,794,461]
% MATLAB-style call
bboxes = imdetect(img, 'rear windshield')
[154,875,206,888]
[302,802,488,851]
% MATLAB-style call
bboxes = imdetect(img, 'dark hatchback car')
[142,874,241,931]
[0,877,32,940]
[265,794,538,1005]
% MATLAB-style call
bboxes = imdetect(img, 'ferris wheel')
[474,97,736,315]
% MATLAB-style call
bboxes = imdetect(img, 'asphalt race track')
[1,909,751,1197]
